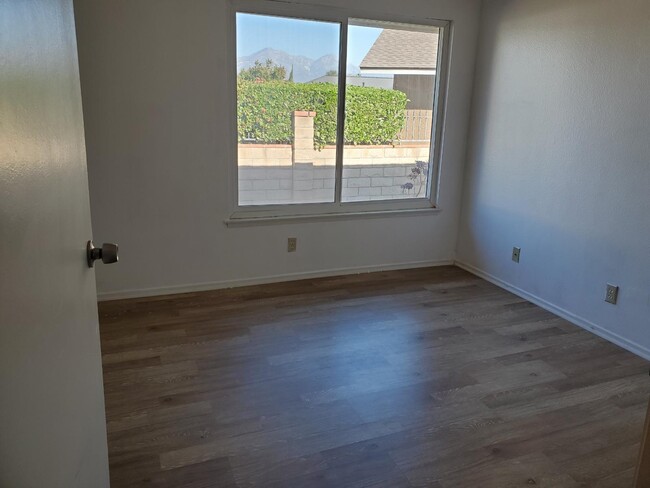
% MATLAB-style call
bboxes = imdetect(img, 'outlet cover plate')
[287,237,297,253]
[605,284,619,305]
[512,247,521,263]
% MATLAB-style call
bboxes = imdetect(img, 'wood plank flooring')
[635,400,650,487]
[99,266,650,487]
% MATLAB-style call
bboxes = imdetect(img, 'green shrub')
[237,80,407,148]
[239,59,287,82]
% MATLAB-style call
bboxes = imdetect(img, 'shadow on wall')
[458,201,650,351]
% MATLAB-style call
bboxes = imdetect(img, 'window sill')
[224,206,441,227]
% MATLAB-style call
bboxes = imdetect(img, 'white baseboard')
[97,259,454,302]
[455,261,650,361]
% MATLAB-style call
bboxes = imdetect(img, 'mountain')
[237,48,360,83]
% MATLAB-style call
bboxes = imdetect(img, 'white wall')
[457,0,650,358]
[74,0,481,299]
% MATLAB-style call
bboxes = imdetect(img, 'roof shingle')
[360,28,439,70]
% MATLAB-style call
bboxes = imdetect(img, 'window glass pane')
[342,20,439,202]
[236,13,340,206]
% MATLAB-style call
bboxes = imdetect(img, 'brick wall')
[238,111,430,205]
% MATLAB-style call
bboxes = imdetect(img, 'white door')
[0,0,110,486]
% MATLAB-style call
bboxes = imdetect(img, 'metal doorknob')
[87,241,119,268]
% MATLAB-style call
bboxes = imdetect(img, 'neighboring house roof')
[360,28,439,75]
[307,75,393,89]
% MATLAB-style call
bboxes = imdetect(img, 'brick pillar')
[292,111,316,163]
[291,111,316,201]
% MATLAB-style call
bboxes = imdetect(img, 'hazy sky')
[236,13,382,67]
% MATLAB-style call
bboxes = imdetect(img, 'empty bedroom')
[1,0,649,486]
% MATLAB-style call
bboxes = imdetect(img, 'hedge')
[237,80,408,148]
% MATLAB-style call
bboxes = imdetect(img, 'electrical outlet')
[512,247,521,263]
[605,284,619,305]
[287,237,297,253]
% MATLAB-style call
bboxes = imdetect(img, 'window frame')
[226,0,451,225]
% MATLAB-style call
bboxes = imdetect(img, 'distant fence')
[398,109,433,143]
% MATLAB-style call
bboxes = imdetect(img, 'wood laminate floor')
[99,266,649,487]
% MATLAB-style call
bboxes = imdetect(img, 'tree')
[325,69,338,76]
[288,64,294,82]
[239,59,287,82]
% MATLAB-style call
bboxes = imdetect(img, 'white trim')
[97,259,454,301]
[229,199,438,221]
[225,206,441,226]
[228,0,451,219]
[455,261,650,362]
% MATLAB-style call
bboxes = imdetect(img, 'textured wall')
[457,0,650,357]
